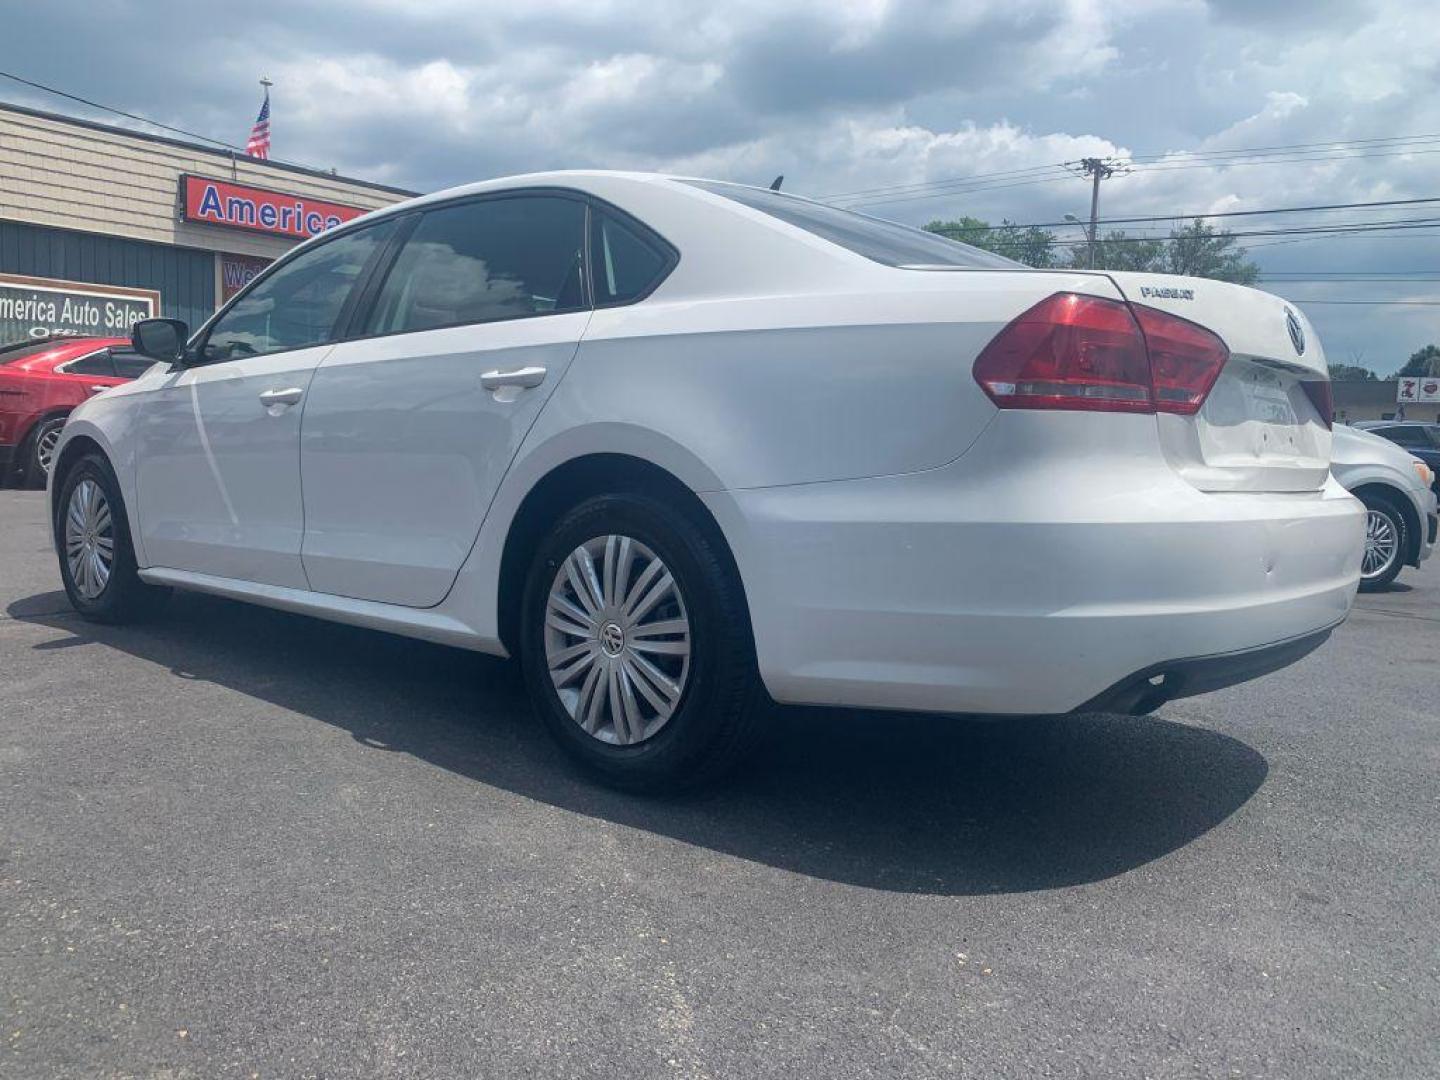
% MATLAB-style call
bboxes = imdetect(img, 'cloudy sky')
[3,0,1436,372]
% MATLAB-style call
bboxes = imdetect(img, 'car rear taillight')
[973,292,1230,416]
[972,293,1152,413]
[1132,304,1228,415]
[1300,380,1333,429]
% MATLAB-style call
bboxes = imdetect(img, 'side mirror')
[131,318,189,364]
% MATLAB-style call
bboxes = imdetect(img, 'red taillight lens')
[1301,380,1333,429]
[1131,304,1228,415]
[972,293,1153,413]
[974,293,1231,416]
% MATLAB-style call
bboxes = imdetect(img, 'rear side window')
[365,196,587,335]
[63,350,116,377]
[591,211,673,304]
[203,218,396,362]
[681,180,1022,269]
[1383,425,1429,448]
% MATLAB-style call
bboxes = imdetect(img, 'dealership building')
[0,101,415,343]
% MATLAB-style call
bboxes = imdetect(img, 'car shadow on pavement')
[8,590,1268,896]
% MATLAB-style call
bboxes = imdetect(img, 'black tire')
[53,452,171,623]
[22,416,67,489]
[1357,491,1408,593]
[519,492,766,792]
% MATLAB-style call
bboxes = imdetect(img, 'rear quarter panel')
[552,270,1127,490]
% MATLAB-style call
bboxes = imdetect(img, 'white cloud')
[5,0,1436,369]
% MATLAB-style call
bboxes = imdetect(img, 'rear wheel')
[55,453,170,623]
[23,416,67,489]
[519,493,765,791]
[1357,492,1407,592]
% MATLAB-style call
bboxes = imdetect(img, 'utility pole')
[1079,157,1116,269]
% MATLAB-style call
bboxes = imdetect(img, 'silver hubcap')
[64,478,115,600]
[36,426,61,473]
[544,534,691,745]
[1362,508,1399,579]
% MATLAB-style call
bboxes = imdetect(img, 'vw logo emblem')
[599,621,625,657]
[1285,308,1306,355]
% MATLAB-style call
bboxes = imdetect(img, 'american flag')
[246,92,271,159]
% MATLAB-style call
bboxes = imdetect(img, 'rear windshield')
[681,180,1022,270]
[0,338,92,364]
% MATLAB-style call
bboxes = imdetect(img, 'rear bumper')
[704,412,1366,716]
[1075,621,1340,715]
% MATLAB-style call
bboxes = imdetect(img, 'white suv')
[50,172,1365,788]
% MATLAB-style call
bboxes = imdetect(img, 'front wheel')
[519,493,765,791]
[54,453,170,623]
[1357,492,1408,592]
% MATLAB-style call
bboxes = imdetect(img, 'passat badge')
[1139,285,1195,300]
[1285,308,1306,355]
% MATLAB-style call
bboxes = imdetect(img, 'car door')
[298,193,592,607]
[135,219,396,588]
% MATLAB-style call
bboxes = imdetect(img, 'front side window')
[364,196,587,335]
[681,179,1022,270]
[202,219,395,362]
[591,211,672,304]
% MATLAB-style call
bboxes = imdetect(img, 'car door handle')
[89,385,111,394]
[258,387,304,408]
[480,366,547,391]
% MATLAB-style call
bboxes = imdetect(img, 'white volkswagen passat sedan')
[49,173,1365,789]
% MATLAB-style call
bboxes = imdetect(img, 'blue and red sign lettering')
[180,175,367,240]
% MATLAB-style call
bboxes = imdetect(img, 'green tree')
[924,216,1060,268]
[1063,230,1166,273]
[1397,344,1440,377]
[1066,219,1259,284]
[1327,363,1377,381]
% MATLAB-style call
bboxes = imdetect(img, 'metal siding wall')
[0,220,214,332]
[2,104,410,259]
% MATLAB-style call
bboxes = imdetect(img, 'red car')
[0,336,152,488]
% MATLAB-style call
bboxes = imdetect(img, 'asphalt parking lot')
[1,487,1436,1079]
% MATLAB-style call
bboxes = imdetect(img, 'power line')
[931,218,1440,245]
[828,134,1440,209]
[821,131,1440,203]
[1126,131,1440,163]
[0,69,245,151]
[1123,145,1440,177]
[1259,273,1440,279]
[829,133,1440,203]
[916,195,1440,234]
[820,162,1071,201]
[0,68,317,173]
[1278,299,1440,306]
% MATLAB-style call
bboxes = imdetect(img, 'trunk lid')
[1103,271,1331,493]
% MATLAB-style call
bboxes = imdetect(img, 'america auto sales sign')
[0,273,158,341]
